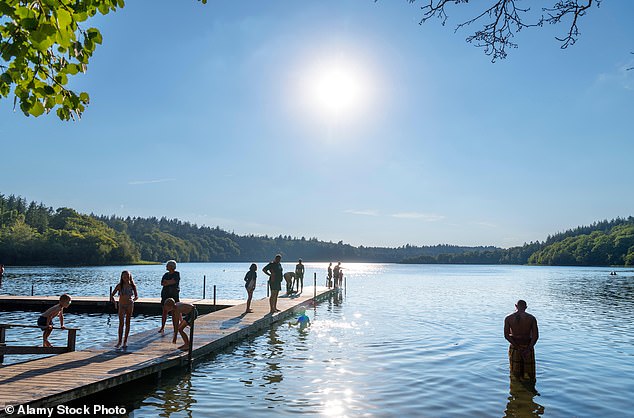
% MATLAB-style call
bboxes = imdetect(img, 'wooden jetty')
[0,296,243,315]
[0,287,334,416]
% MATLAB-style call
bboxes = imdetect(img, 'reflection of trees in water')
[504,377,544,418]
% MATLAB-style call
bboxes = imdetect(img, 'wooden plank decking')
[0,287,334,416]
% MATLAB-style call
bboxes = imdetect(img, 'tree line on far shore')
[402,218,634,266]
[1,194,633,267]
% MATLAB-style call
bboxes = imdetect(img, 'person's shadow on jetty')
[503,377,544,417]
[0,351,119,385]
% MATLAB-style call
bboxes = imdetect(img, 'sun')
[300,56,372,121]
[310,65,363,116]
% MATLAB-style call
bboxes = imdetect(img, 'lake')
[1,263,633,417]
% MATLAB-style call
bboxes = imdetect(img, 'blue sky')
[1,1,633,248]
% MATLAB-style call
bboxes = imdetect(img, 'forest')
[1,194,633,266]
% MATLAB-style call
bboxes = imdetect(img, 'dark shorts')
[269,278,282,292]
[183,307,198,326]
[37,316,48,330]
[161,290,180,304]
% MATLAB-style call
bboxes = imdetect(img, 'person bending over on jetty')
[159,260,180,334]
[283,272,295,296]
[110,270,138,349]
[244,263,257,314]
[163,298,198,350]
[263,254,283,314]
[504,299,539,381]
[37,293,72,347]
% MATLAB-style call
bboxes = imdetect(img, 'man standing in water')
[504,300,539,381]
[263,254,283,314]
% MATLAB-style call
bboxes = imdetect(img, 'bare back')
[504,312,538,346]
[41,303,63,320]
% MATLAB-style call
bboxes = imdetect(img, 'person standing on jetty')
[504,300,539,381]
[244,263,257,314]
[333,262,341,288]
[0,263,4,286]
[294,259,305,293]
[327,262,333,288]
[159,260,180,334]
[110,270,139,349]
[37,294,72,347]
[263,254,283,314]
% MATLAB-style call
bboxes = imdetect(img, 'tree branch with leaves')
[0,0,207,120]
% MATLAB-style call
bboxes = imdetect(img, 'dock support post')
[314,273,317,300]
[67,328,77,352]
[0,326,5,364]
[203,275,206,299]
[213,285,216,306]
[188,317,195,371]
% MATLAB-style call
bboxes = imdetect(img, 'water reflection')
[138,373,196,418]
[504,377,544,418]
[263,328,284,385]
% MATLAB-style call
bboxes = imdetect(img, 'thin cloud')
[344,209,380,216]
[391,212,445,222]
[128,178,176,185]
[476,221,498,228]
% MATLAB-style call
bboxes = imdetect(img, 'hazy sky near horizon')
[1,1,633,249]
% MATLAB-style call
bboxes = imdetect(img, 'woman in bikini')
[110,270,139,348]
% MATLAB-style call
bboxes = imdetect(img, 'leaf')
[66,63,79,75]
[30,100,45,117]
[56,9,73,30]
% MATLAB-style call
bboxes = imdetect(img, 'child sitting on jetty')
[162,298,198,350]
[37,294,72,347]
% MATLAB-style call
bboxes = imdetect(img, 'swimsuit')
[183,307,198,326]
[37,316,48,330]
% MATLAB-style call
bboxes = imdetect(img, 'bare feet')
[115,342,121,348]
[177,344,189,350]
[244,309,253,314]
[158,328,164,334]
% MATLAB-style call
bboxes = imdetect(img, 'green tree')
[0,0,207,120]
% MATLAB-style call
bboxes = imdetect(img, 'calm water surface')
[1,263,633,417]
